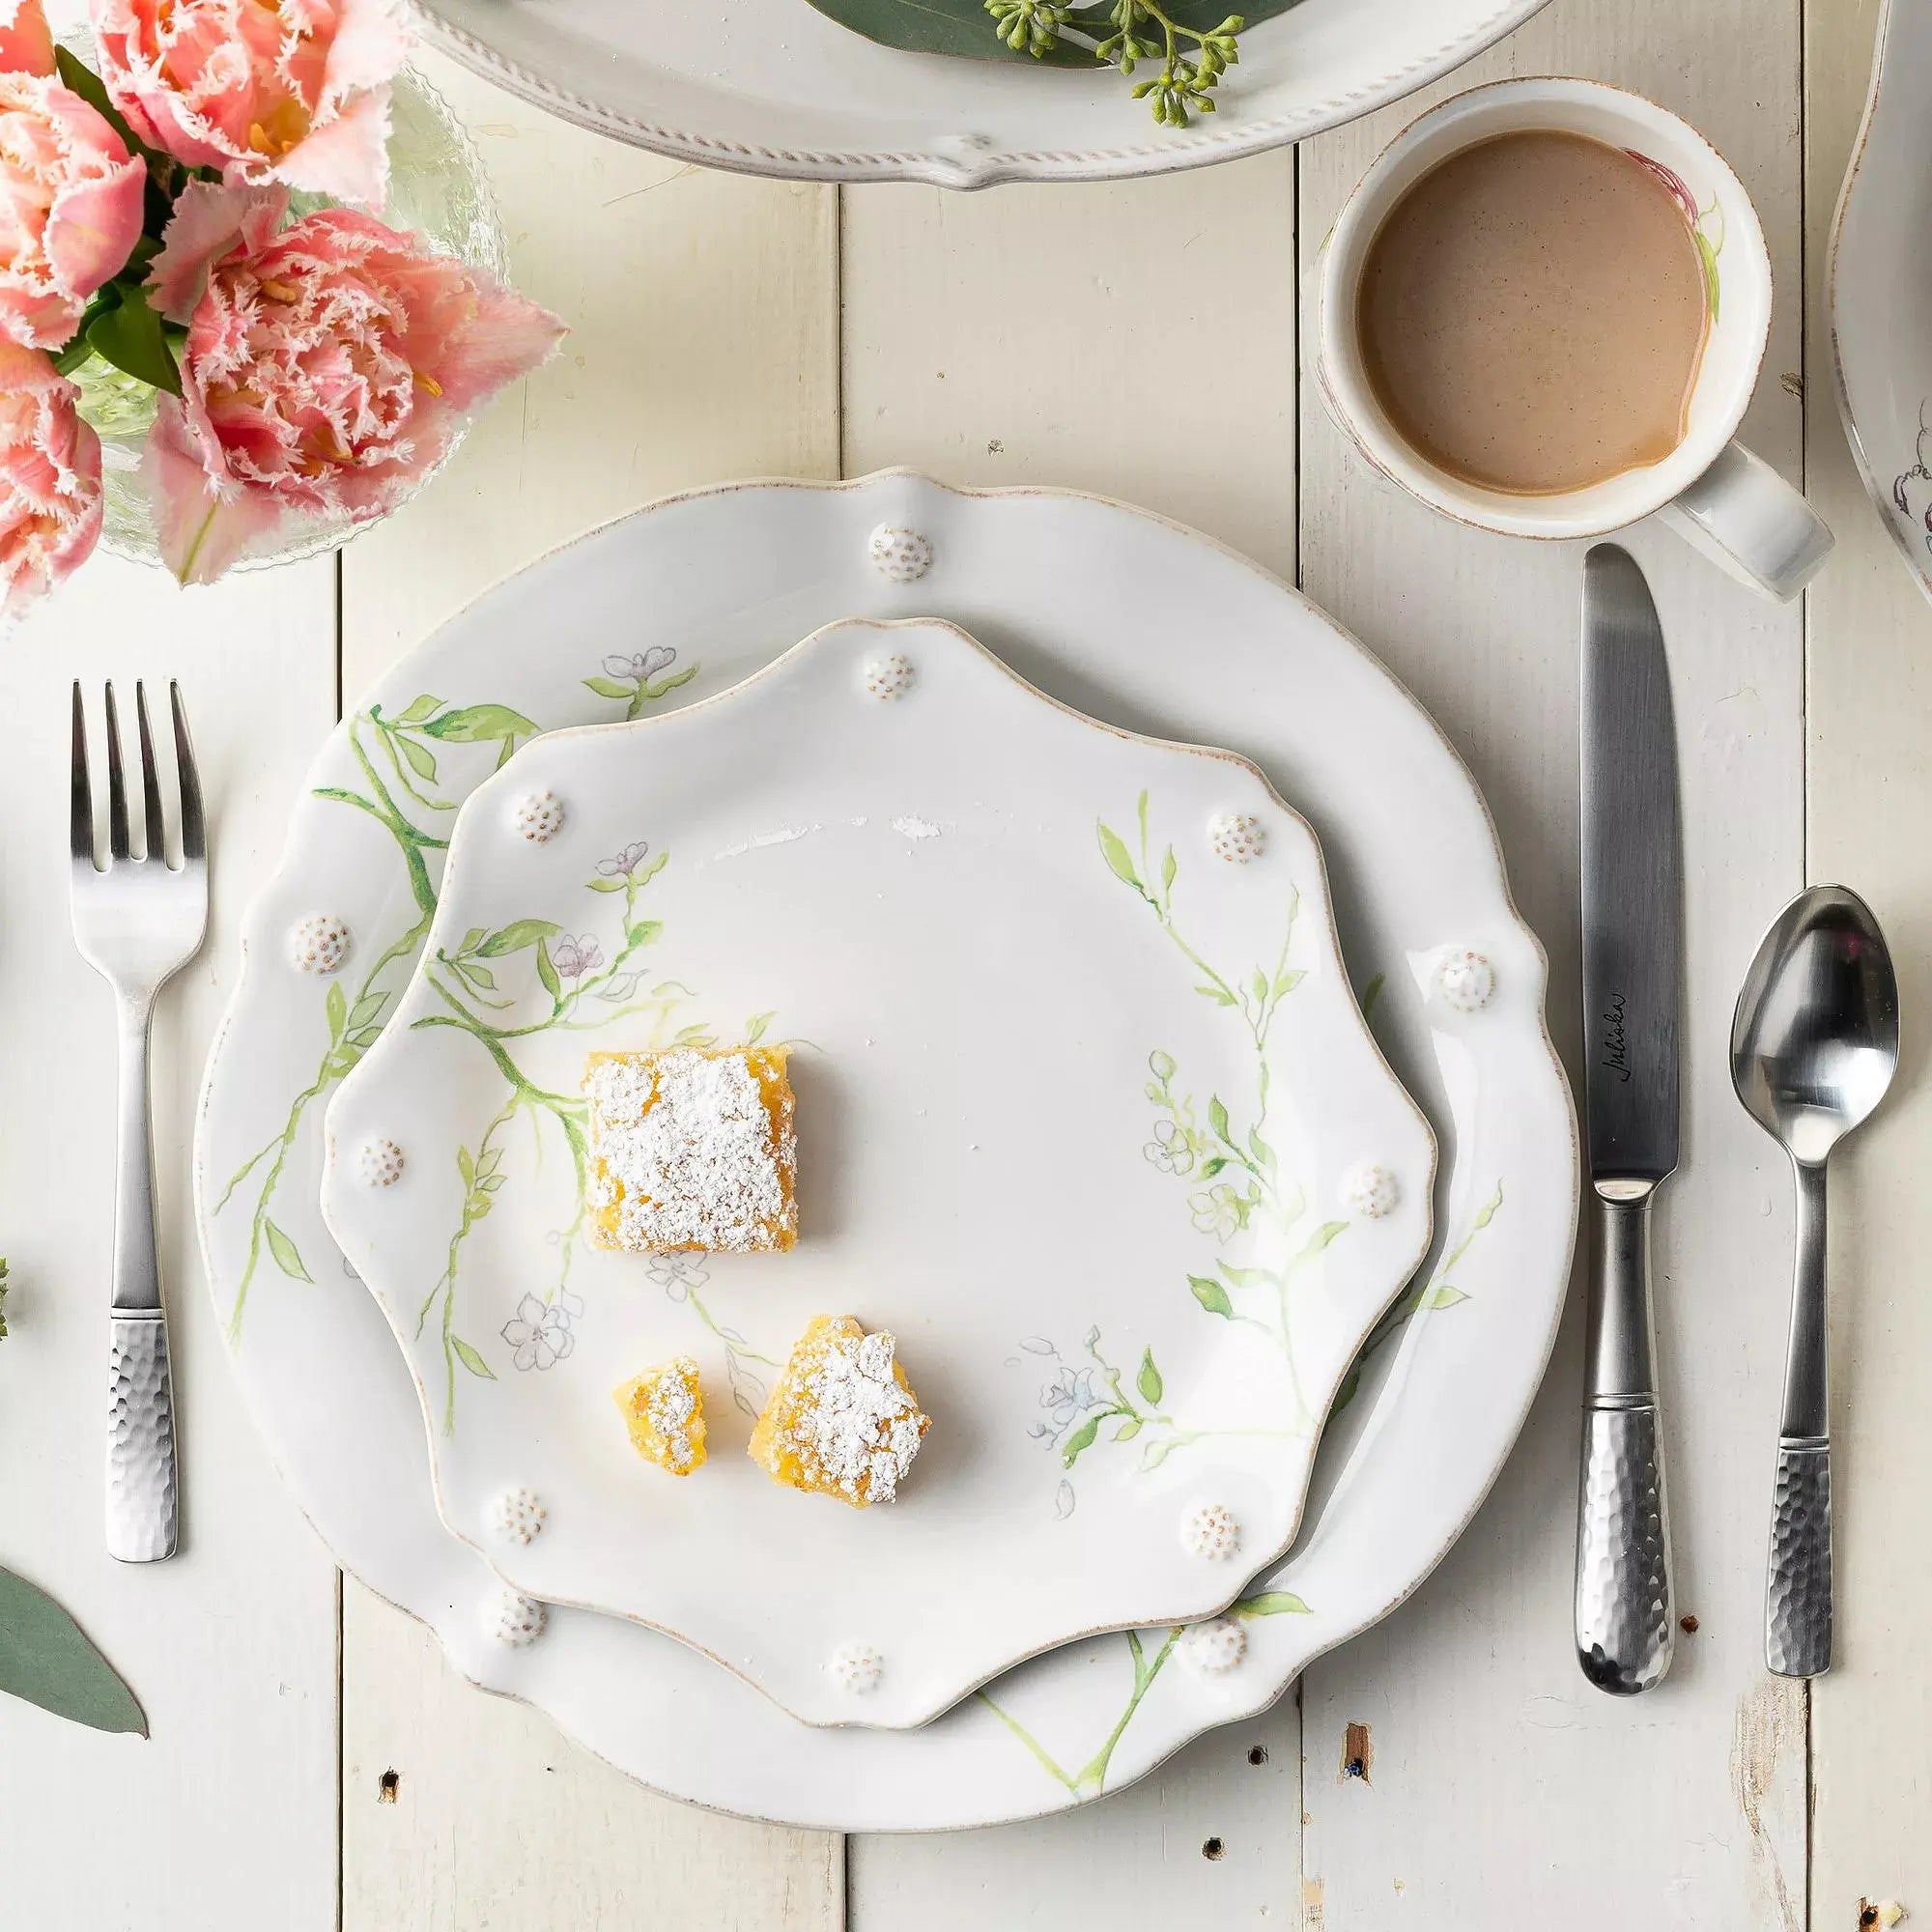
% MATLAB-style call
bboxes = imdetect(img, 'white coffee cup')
[1315,77,1832,602]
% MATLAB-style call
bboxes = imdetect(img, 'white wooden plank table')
[1,0,1926,1920]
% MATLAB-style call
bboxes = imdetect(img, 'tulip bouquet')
[0,0,563,615]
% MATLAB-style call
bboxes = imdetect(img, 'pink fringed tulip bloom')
[0,0,147,351]
[90,0,407,207]
[0,339,103,614]
[144,182,564,583]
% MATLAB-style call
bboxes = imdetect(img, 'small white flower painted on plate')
[1344,1163,1401,1220]
[1208,811,1266,865]
[829,1642,884,1694]
[289,913,350,975]
[867,525,932,582]
[1178,1616,1248,1675]
[513,790,566,843]
[483,1586,548,1648]
[489,1487,548,1546]
[863,653,916,700]
[1181,1500,1242,1560]
[357,1138,406,1188]
[1435,948,1496,1012]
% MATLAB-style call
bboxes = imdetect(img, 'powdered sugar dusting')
[758,1318,930,1505]
[645,1357,700,1473]
[586,1048,796,1253]
[891,814,940,841]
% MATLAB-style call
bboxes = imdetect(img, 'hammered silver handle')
[1577,1400,1674,1692]
[1766,1439,1831,1676]
[107,1312,178,1562]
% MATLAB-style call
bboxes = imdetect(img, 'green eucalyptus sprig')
[984,0,1244,126]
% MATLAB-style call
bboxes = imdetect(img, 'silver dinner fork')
[70,683,207,1563]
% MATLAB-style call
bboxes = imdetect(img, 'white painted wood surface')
[0,0,1923,1920]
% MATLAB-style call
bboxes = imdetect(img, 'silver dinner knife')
[1575,544,1679,1694]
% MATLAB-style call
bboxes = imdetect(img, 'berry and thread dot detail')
[1435,948,1496,1011]
[289,913,351,975]
[863,653,916,700]
[513,791,566,844]
[867,525,932,582]
[1181,1500,1242,1559]
[828,1642,885,1693]
[489,1487,548,1546]
[357,1139,406,1188]
[1208,811,1266,865]
[483,1587,547,1648]
[1343,1163,1401,1219]
[1179,1616,1249,1675]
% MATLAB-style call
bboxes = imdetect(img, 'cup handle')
[1658,440,1833,602]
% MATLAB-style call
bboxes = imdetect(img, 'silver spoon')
[1729,884,1899,1677]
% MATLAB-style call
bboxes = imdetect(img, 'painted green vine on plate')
[213,650,696,1341]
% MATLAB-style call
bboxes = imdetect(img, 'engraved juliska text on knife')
[1601,992,1632,1083]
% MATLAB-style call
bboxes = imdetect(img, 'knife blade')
[1575,543,1679,1695]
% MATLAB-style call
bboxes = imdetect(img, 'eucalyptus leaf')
[0,1566,147,1735]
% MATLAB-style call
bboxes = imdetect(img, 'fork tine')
[103,683,129,862]
[170,683,204,865]
[70,681,93,867]
[135,682,166,865]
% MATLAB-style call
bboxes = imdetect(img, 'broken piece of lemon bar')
[584,1045,797,1254]
[749,1315,931,1507]
[613,1356,707,1475]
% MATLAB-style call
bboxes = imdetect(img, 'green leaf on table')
[1136,1347,1163,1406]
[1095,821,1142,892]
[451,1336,497,1379]
[264,1219,312,1283]
[1232,1589,1311,1618]
[84,281,181,396]
[0,1566,147,1735]
[1187,1273,1234,1319]
[421,702,539,745]
[582,675,636,701]
[477,918,559,957]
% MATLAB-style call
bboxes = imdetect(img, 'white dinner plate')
[1830,0,1932,608]
[321,614,1434,1729]
[412,0,1551,187]
[195,470,1576,1829]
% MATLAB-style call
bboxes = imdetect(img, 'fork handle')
[108,1313,178,1562]
[108,999,178,1562]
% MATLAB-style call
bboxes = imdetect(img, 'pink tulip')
[0,339,103,615]
[144,182,564,584]
[0,0,147,351]
[90,0,408,208]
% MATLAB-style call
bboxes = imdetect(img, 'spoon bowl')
[1731,885,1899,1165]
[1728,882,1898,1677]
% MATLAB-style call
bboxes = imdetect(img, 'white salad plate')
[1831,0,1932,607]
[321,613,1435,1730]
[195,470,1576,1829]
[412,0,1551,188]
